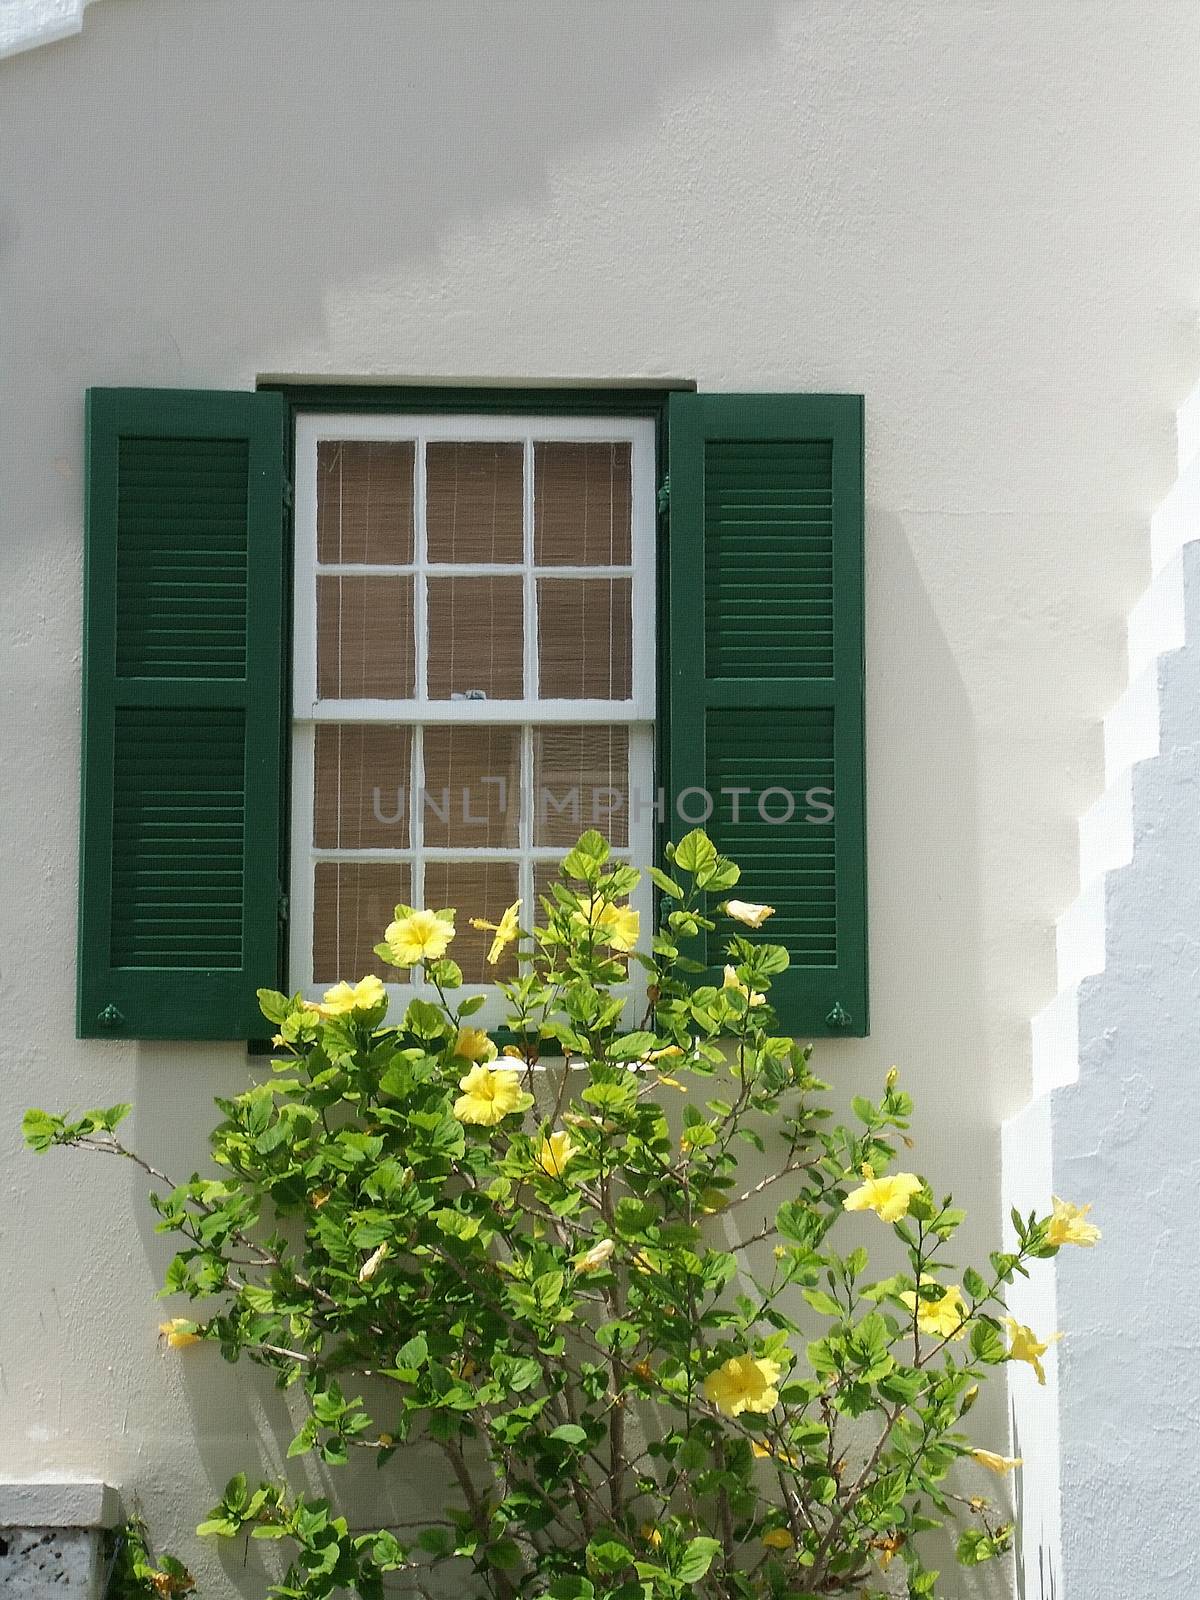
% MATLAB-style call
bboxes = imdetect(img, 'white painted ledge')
[0,0,98,61]
[0,1481,120,1529]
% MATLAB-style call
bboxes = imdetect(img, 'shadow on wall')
[1012,1406,1057,1600]
[1,0,786,386]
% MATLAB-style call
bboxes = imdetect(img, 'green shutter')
[78,388,287,1040]
[666,393,867,1036]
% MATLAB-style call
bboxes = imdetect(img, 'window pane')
[314,724,411,849]
[313,861,410,985]
[427,442,524,564]
[537,577,632,700]
[533,725,629,847]
[534,442,631,566]
[422,725,521,848]
[427,575,524,700]
[423,859,520,982]
[317,441,414,565]
[317,575,415,698]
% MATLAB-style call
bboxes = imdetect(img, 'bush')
[28,830,1095,1599]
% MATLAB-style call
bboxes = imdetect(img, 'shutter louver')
[667,394,867,1036]
[78,388,286,1039]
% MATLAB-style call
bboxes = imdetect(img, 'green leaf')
[21,1109,59,1153]
[549,1580,595,1600]
[548,1423,587,1446]
[647,867,685,899]
[672,829,717,876]
[256,988,290,1024]
[403,998,448,1040]
[587,1535,634,1576]
[196,1518,240,1539]
[802,1288,843,1318]
[677,1537,722,1582]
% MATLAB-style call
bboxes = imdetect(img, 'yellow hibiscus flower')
[724,900,776,928]
[899,1283,970,1340]
[761,1528,794,1550]
[573,900,640,953]
[307,975,387,1018]
[1046,1196,1101,1248]
[722,965,766,1007]
[454,1026,498,1064]
[453,1065,526,1127]
[574,1238,615,1273]
[471,900,521,965]
[751,1440,799,1467]
[1003,1316,1062,1385]
[358,1242,389,1283]
[534,1129,578,1178]
[971,1448,1023,1475]
[158,1318,201,1350]
[384,908,455,966]
[842,1169,923,1223]
[703,1353,782,1417]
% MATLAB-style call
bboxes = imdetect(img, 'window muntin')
[291,413,656,1025]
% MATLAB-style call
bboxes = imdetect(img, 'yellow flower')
[575,1238,615,1273]
[158,1318,201,1350]
[640,1524,663,1549]
[574,900,640,953]
[842,1170,923,1223]
[703,1354,783,1417]
[761,1528,794,1550]
[453,1065,525,1127]
[632,1359,655,1380]
[307,975,387,1018]
[534,1129,578,1178]
[645,1044,683,1063]
[751,1440,799,1467]
[900,1284,970,1340]
[145,1568,195,1599]
[471,900,521,965]
[724,900,776,928]
[358,1242,389,1283]
[377,1433,394,1448]
[454,1026,498,1064]
[1046,1196,1101,1248]
[1003,1317,1062,1385]
[971,1448,1023,1475]
[385,908,454,966]
[722,965,766,1006]
[873,1533,904,1571]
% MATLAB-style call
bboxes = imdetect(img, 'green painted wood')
[667,393,867,1037]
[78,388,287,1039]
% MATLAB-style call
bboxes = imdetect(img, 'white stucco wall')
[2,1,1199,1592]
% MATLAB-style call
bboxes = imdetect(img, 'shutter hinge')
[282,477,294,510]
[825,1000,852,1029]
[97,1003,125,1030]
[277,889,289,925]
[656,476,670,516]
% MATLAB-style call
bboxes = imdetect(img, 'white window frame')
[290,412,657,1028]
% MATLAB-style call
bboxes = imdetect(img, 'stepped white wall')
[1004,389,1200,1598]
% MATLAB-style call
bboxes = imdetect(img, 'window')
[289,415,656,1026]
[76,386,866,1043]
